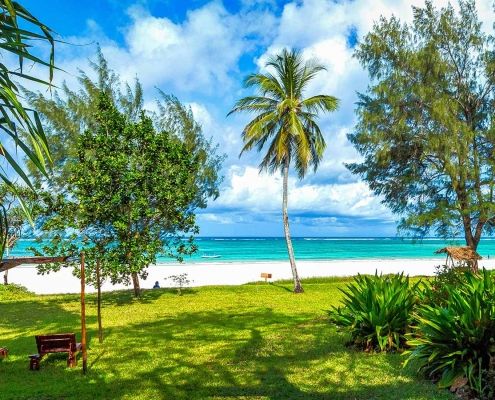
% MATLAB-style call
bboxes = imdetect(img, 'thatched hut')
[435,246,481,272]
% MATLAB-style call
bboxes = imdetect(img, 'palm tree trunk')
[282,159,303,293]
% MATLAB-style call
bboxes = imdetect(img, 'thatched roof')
[435,246,482,261]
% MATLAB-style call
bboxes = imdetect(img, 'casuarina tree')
[348,0,495,250]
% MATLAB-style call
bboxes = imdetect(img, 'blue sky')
[20,0,495,237]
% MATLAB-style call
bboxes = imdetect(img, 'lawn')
[0,277,454,400]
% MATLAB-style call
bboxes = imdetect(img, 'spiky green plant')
[330,272,420,352]
[228,48,338,293]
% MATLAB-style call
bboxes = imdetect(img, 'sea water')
[9,237,495,263]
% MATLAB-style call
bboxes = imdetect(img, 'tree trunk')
[282,158,303,293]
[96,259,103,343]
[131,272,141,297]
[3,246,9,285]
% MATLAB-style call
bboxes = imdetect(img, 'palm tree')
[0,1,55,257]
[229,48,339,293]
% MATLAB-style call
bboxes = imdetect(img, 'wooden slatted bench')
[29,333,82,370]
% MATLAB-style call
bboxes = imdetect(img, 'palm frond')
[230,47,339,179]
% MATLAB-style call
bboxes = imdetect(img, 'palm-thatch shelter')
[435,246,481,272]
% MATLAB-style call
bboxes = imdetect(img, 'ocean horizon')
[8,237,495,263]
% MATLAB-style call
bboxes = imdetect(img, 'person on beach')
[153,281,160,289]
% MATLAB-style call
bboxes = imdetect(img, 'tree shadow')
[0,295,454,400]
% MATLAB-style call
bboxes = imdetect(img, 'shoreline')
[5,257,495,295]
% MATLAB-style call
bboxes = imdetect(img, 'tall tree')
[229,49,339,293]
[75,94,200,296]
[25,49,223,295]
[0,1,55,258]
[348,0,495,250]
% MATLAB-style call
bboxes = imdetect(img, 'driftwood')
[0,256,68,273]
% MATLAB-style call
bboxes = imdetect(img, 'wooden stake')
[81,252,87,374]
[96,258,103,343]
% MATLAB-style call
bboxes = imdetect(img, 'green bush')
[329,273,419,352]
[405,269,495,399]
[420,264,470,307]
[0,283,33,300]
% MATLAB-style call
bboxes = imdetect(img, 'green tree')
[0,1,55,258]
[348,0,495,250]
[229,49,339,293]
[74,94,200,296]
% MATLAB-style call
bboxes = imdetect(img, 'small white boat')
[201,253,221,259]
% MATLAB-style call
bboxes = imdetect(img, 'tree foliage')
[24,48,223,201]
[0,1,55,258]
[75,93,200,291]
[348,0,495,249]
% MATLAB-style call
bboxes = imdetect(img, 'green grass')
[0,278,453,399]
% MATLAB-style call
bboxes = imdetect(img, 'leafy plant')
[420,264,470,307]
[329,272,419,352]
[405,269,495,398]
[0,1,55,259]
[166,273,192,295]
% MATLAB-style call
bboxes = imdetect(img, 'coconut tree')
[229,48,338,293]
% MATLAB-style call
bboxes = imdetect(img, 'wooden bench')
[29,333,82,370]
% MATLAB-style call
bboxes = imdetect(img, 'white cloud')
[25,0,495,235]
[211,166,392,221]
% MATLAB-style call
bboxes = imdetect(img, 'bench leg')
[29,357,40,371]
[67,351,76,368]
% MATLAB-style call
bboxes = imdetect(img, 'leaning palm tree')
[229,48,339,293]
[0,1,55,258]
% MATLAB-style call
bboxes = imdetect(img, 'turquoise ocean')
[8,237,495,263]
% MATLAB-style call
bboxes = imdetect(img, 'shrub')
[165,273,192,295]
[420,264,470,307]
[0,283,33,300]
[329,272,420,352]
[405,269,495,399]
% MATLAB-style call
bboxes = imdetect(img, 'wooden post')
[80,252,87,374]
[96,258,103,343]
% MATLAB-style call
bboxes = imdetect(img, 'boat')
[201,253,221,259]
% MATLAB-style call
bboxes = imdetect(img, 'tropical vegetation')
[330,273,420,352]
[26,50,224,297]
[406,269,495,399]
[348,0,495,251]
[0,0,55,258]
[229,48,339,293]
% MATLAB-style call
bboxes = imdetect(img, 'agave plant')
[405,269,495,398]
[329,272,420,352]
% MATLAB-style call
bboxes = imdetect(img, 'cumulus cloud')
[25,0,495,236]
[210,166,392,220]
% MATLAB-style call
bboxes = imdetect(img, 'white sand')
[5,258,495,295]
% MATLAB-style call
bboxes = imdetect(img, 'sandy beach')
[5,257,495,295]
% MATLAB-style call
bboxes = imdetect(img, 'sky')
[19,0,495,237]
